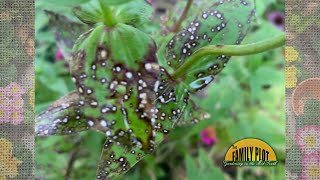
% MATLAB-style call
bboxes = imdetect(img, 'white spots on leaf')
[125,72,133,79]
[62,117,69,123]
[110,81,118,90]
[154,81,160,92]
[101,78,107,84]
[91,64,96,70]
[87,89,93,95]
[101,106,110,113]
[106,130,112,136]
[112,106,117,112]
[202,13,208,19]
[101,50,107,59]
[90,101,98,107]
[204,112,211,119]
[182,48,187,54]
[189,75,214,90]
[79,74,87,79]
[113,66,121,72]
[100,120,107,127]
[79,101,84,105]
[78,87,84,94]
[88,120,94,127]
[145,63,152,70]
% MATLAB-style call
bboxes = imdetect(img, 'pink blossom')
[296,125,320,155]
[201,126,217,146]
[300,153,320,180]
[55,48,65,61]
[267,11,285,31]
[1,82,25,97]
[0,82,25,125]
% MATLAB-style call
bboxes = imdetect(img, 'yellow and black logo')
[224,138,278,167]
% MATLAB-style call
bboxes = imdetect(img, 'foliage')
[35,0,285,179]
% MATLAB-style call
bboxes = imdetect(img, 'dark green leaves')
[100,0,134,6]
[73,0,152,28]
[114,0,153,28]
[73,0,104,25]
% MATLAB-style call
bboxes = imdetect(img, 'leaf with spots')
[62,23,171,179]
[164,0,255,92]
[36,91,90,136]
[177,98,211,127]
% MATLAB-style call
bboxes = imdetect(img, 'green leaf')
[114,0,153,28]
[36,92,90,136]
[186,150,225,180]
[45,0,90,6]
[163,0,256,92]
[254,0,276,17]
[73,0,104,25]
[73,0,150,26]
[186,155,198,180]
[100,0,134,6]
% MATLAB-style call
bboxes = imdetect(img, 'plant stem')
[172,34,285,80]
[65,138,82,180]
[99,0,117,27]
[170,0,194,33]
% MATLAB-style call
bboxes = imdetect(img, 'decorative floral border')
[0,0,34,179]
[286,0,320,179]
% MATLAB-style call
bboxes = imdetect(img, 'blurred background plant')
[35,0,285,179]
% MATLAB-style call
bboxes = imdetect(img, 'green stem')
[99,0,117,27]
[170,0,194,33]
[172,34,285,80]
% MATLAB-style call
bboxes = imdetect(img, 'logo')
[223,138,278,167]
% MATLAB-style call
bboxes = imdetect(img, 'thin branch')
[170,0,194,33]
[171,34,286,80]
[99,0,117,27]
[65,138,82,180]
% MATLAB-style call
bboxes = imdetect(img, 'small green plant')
[35,0,285,179]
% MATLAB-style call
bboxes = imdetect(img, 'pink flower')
[267,11,285,31]
[1,82,25,98]
[301,153,320,180]
[296,125,320,155]
[201,126,217,146]
[0,82,24,125]
[55,48,65,61]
